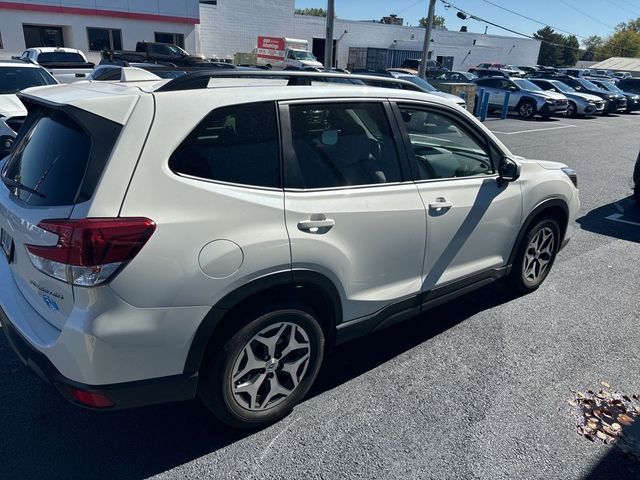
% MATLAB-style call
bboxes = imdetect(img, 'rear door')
[281,99,426,321]
[392,102,522,291]
[0,105,120,329]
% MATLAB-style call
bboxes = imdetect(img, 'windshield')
[513,79,543,91]
[399,75,437,92]
[598,82,622,93]
[293,50,317,61]
[0,67,57,94]
[578,79,602,90]
[549,81,574,93]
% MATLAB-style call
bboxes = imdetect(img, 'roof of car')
[24,47,84,54]
[0,60,41,68]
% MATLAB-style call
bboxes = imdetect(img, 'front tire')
[507,218,560,294]
[199,305,325,429]
[566,101,577,118]
[518,100,536,120]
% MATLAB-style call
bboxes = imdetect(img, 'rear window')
[2,110,91,206]
[37,52,86,64]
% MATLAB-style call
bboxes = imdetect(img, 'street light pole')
[418,0,437,78]
[324,0,335,69]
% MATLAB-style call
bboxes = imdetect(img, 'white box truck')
[256,36,323,69]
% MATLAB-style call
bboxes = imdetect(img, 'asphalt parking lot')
[1,112,639,480]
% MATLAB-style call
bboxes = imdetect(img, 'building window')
[23,25,64,48]
[87,28,122,51]
[154,32,185,48]
[200,1,217,4]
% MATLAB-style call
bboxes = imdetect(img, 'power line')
[440,0,586,52]
[617,0,640,12]
[558,0,617,29]
[397,0,424,15]
[479,0,585,39]
[606,0,640,16]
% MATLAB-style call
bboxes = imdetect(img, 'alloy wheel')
[230,322,311,411]
[522,226,556,283]
[519,102,534,119]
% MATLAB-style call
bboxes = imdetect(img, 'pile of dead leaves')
[570,382,640,461]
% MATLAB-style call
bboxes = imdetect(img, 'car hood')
[569,92,603,102]
[300,60,323,68]
[528,90,566,101]
[514,155,567,170]
[0,94,27,119]
[431,91,465,105]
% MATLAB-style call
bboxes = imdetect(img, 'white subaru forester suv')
[0,69,579,428]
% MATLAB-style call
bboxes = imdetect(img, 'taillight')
[25,218,155,287]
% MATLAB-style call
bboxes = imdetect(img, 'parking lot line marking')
[491,124,576,135]
[605,213,640,227]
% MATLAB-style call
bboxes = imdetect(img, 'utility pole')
[324,0,335,69]
[418,0,437,78]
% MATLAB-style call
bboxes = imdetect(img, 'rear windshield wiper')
[1,176,46,198]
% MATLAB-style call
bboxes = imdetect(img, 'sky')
[294,0,640,41]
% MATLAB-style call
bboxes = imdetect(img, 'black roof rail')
[155,69,424,93]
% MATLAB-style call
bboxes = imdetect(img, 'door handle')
[428,197,453,211]
[297,215,335,233]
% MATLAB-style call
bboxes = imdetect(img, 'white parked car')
[0,70,579,428]
[0,60,58,134]
[18,47,94,83]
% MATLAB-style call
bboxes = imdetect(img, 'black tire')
[517,99,536,120]
[507,218,561,294]
[198,304,325,429]
[566,101,577,118]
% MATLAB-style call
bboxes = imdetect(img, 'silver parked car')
[473,77,569,119]
[529,78,605,117]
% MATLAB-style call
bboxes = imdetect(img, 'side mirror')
[498,157,520,185]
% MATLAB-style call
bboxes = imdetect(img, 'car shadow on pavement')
[577,195,640,244]
[0,281,521,480]
[582,419,640,479]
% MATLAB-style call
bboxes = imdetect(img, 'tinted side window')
[2,110,91,206]
[169,102,280,188]
[475,78,497,87]
[288,102,402,189]
[398,106,494,181]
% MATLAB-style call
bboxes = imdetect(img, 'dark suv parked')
[617,78,640,95]
[533,74,627,114]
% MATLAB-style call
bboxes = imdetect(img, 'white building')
[199,0,541,70]
[0,0,200,63]
[0,0,541,70]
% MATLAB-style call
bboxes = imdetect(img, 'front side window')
[287,102,402,189]
[87,27,122,51]
[169,102,280,188]
[398,106,494,181]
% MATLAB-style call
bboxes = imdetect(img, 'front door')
[281,100,427,322]
[393,103,522,291]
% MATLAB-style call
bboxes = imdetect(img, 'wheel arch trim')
[507,197,569,267]
[183,269,343,375]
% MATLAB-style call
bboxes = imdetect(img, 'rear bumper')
[0,306,197,410]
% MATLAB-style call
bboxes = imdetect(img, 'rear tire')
[198,304,325,429]
[507,218,561,294]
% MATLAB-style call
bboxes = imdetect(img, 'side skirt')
[335,266,509,345]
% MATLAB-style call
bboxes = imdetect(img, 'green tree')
[581,35,604,61]
[418,15,446,28]
[534,26,563,66]
[597,29,640,59]
[294,8,327,17]
[562,35,580,66]
[616,18,640,34]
